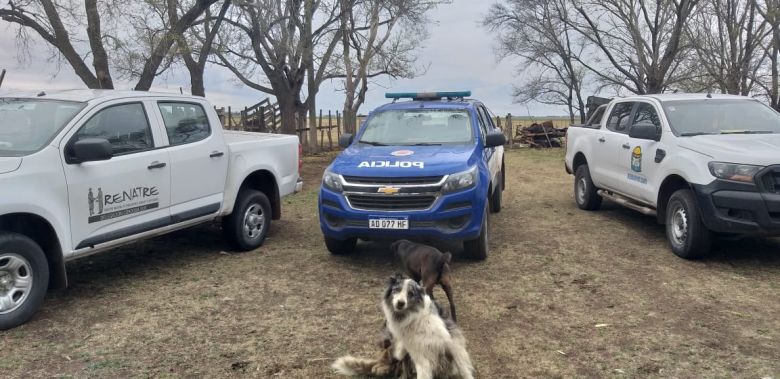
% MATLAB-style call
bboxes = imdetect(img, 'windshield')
[358,109,473,146]
[663,99,780,136]
[0,98,86,156]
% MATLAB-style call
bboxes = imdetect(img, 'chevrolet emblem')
[377,186,400,195]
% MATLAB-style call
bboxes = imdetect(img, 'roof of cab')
[373,99,481,112]
[0,89,198,103]
[619,93,753,103]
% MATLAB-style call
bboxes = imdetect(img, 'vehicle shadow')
[598,200,780,266]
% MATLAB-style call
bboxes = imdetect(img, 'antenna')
[0,69,6,89]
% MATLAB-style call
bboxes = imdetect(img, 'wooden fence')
[215,105,570,153]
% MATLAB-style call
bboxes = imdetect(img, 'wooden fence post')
[259,105,266,132]
[327,110,333,150]
[336,111,341,139]
[506,113,514,148]
[318,109,324,150]
[227,106,232,129]
[242,106,248,131]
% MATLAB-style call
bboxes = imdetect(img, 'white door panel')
[153,101,228,215]
[60,101,171,249]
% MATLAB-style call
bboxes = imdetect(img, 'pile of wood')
[515,120,567,148]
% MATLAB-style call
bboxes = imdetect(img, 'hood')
[0,157,22,174]
[677,134,780,166]
[329,144,478,177]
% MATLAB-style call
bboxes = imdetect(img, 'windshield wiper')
[358,140,388,146]
[720,130,774,135]
[680,132,719,137]
[405,143,442,146]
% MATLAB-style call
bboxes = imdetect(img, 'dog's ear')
[442,252,452,264]
[389,239,402,253]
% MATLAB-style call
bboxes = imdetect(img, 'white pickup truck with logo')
[0,90,301,329]
[566,93,780,259]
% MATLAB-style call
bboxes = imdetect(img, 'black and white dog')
[333,273,474,379]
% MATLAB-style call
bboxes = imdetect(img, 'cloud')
[0,1,567,119]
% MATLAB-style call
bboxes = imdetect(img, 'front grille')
[342,175,443,185]
[347,194,436,210]
[760,169,780,193]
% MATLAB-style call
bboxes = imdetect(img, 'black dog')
[390,240,457,322]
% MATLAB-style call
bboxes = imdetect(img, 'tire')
[463,204,489,261]
[223,189,272,251]
[666,189,712,259]
[490,181,502,213]
[0,232,49,330]
[574,164,602,210]
[324,236,357,255]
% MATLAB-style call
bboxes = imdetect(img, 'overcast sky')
[0,0,564,117]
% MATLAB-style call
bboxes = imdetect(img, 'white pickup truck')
[0,90,301,329]
[565,93,780,259]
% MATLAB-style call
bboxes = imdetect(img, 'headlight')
[708,162,763,183]
[322,169,343,192]
[442,166,478,194]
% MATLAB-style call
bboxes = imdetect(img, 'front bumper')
[318,186,485,242]
[693,176,780,235]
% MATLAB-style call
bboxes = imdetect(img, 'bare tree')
[215,0,341,142]
[177,0,232,96]
[567,0,700,94]
[755,0,780,109]
[484,0,588,123]
[335,0,438,134]
[685,0,768,94]
[0,0,218,90]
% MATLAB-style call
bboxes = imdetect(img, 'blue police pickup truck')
[318,91,506,260]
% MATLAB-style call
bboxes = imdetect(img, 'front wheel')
[0,232,49,330]
[223,189,272,251]
[324,236,357,255]
[463,205,489,261]
[574,164,602,210]
[666,189,712,259]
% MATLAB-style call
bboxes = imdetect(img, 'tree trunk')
[277,95,300,135]
[343,108,358,135]
[190,67,205,97]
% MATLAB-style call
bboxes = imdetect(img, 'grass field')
[2,148,777,378]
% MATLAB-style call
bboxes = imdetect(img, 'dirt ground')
[2,149,779,378]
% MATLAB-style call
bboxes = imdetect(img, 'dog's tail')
[331,355,381,377]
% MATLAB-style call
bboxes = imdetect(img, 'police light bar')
[385,91,471,100]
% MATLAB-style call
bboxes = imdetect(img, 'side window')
[587,106,606,127]
[632,103,661,128]
[475,107,489,140]
[73,103,153,155]
[606,102,635,133]
[157,102,211,146]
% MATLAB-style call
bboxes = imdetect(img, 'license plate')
[369,218,409,229]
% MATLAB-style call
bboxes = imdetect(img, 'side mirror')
[70,138,113,163]
[629,121,661,141]
[339,133,354,148]
[485,131,507,147]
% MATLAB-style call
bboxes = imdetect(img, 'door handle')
[210,151,224,158]
[598,137,606,143]
[622,143,631,149]
[147,161,167,170]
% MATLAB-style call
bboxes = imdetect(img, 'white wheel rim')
[0,253,33,314]
[671,205,689,245]
[243,204,265,240]
[577,177,587,204]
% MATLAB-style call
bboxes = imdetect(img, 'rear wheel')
[666,189,712,259]
[325,236,357,255]
[223,189,272,251]
[0,232,49,330]
[574,164,602,210]
[463,205,489,261]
